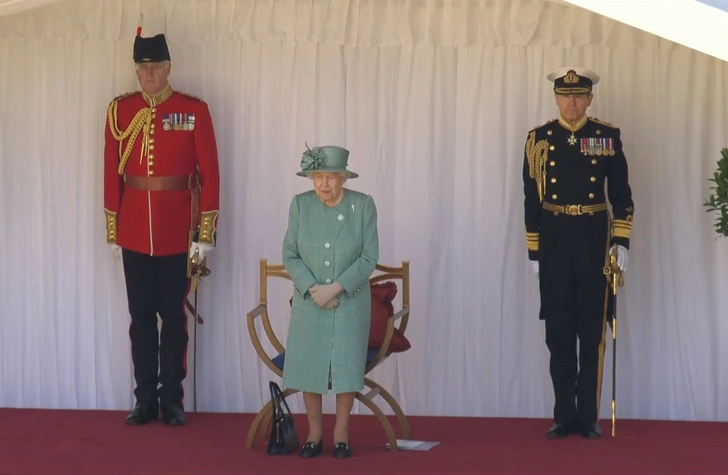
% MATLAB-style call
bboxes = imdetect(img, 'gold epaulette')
[177,91,206,103]
[112,91,136,103]
[529,118,557,133]
[589,117,617,128]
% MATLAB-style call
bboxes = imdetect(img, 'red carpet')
[0,408,724,475]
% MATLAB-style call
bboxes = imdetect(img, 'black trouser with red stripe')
[538,211,611,425]
[122,249,189,409]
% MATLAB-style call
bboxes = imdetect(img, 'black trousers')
[122,249,190,408]
[538,211,611,425]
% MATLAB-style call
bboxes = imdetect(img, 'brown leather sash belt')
[124,173,199,191]
[542,201,608,216]
[124,173,201,233]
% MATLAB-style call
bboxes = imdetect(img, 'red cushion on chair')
[368,282,411,353]
[288,282,411,354]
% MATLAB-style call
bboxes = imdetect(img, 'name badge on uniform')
[162,113,196,131]
[580,137,615,156]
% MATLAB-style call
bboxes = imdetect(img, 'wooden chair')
[245,258,411,451]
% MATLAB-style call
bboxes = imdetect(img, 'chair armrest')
[247,303,266,320]
[366,307,411,371]
[392,306,410,333]
[246,303,284,377]
[381,307,410,352]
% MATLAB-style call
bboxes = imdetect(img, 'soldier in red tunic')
[103,30,220,426]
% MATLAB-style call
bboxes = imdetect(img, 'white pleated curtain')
[1,0,728,422]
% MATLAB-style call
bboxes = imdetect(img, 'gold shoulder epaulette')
[113,91,136,102]
[589,117,617,128]
[177,91,206,103]
[530,118,557,133]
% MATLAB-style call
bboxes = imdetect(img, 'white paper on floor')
[384,439,440,451]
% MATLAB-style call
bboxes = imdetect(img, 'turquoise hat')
[296,143,359,178]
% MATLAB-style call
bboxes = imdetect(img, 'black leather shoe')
[125,403,158,425]
[160,404,186,426]
[300,440,323,458]
[580,422,603,439]
[333,442,351,459]
[546,422,575,439]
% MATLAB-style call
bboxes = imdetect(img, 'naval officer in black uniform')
[522,67,634,439]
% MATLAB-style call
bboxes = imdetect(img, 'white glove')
[109,243,122,259]
[530,261,539,279]
[189,242,214,262]
[310,282,343,307]
[615,245,628,272]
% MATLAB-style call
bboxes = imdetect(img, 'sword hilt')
[607,246,624,293]
[189,248,208,325]
[190,247,211,278]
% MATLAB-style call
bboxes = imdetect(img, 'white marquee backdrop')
[1,0,728,422]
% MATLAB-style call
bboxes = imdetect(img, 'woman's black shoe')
[333,442,351,459]
[300,440,323,458]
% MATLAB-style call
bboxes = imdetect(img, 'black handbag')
[266,381,299,455]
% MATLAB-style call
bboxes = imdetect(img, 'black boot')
[580,422,603,439]
[125,402,158,425]
[546,421,577,439]
[161,404,186,426]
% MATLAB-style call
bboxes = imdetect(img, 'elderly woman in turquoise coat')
[282,144,379,459]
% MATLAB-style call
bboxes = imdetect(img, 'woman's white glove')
[310,282,343,307]
[531,261,539,279]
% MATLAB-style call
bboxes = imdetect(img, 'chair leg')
[364,377,411,439]
[246,401,274,449]
[355,392,399,451]
[258,406,273,439]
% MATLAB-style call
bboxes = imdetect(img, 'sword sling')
[608,245,624,437]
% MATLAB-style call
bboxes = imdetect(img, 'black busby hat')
[133,33,171,63]
[546,67,599,95]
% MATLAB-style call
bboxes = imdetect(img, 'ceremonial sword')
[607,245,624,437]
[186,247,211,412]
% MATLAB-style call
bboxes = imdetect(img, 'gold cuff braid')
[199,210,219,246]
[104,209,117,243]
[613,218,632,239]
[526,231,539,251]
